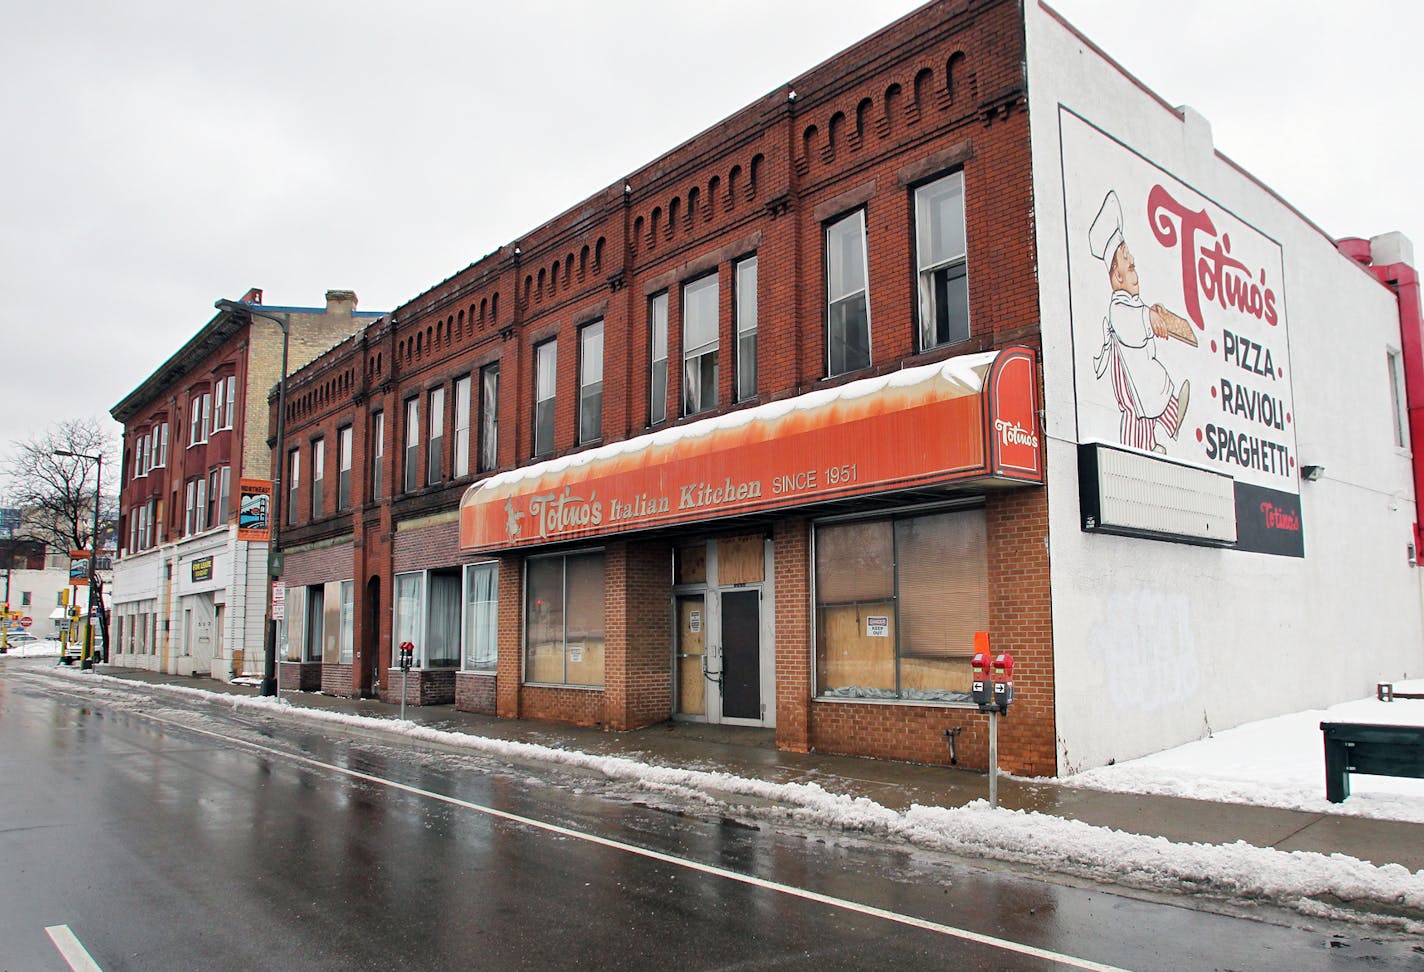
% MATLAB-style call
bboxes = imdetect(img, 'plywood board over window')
[717,535,764,586]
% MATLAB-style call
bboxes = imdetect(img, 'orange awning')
[460,346,1041,552]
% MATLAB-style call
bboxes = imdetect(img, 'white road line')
[44,924,103,972]
[137,711,1129,972]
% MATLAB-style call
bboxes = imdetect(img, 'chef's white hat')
[1089,191,1125,262]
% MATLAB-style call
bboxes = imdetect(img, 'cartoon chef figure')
[1089,190,1196,454]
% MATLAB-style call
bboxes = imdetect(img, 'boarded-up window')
[815,507,986,702]
[717,535,765,586]
[525,551,605,687]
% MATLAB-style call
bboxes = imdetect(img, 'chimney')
[325,289,357,315]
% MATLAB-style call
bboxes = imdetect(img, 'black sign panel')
[1233,482,1305,558]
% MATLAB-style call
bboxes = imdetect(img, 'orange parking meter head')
[971,632,993,708]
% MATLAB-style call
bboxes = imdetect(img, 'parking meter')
[992,652,1014,713]
[398,641,414,672]
[970,632,993,710]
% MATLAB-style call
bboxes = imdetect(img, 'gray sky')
[2,0,1419,473]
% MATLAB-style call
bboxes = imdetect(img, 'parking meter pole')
[401,668,408,721]
[988,709,1000,809]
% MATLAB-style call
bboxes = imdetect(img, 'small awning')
[460,345,1041,553]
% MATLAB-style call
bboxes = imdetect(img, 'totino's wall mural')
[1060,108,1303,556]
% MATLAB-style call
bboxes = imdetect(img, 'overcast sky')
[2,0,1419,482]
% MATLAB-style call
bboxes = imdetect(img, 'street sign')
[20,616,31,628]
[271,583,285,621]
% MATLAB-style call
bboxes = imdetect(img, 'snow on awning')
[460,346,1041,553]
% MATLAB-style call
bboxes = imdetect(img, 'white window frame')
[428,386,445,486]
[649,292,669,425]
[462,561,499,672]
[337,426,353,509]
[1388,348,1410,450]
[403,397,420,493]
[735,255,758,402]
[453,375,472,478]
[287,449,301,526]
[682,273,719,416]
[825,209,872,376]
[338,580,354,665]
[479,364,499,473]
[579,319,604,444]
[372,410,385,501]
[534,340,557,457]
[914,171,970,351]
[311,438,325,518]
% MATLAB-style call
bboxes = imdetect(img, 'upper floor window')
[207,466,230,529]
[212,375,238,432]
[371,411,385,502]
[189,392,211,446]
[287,449,300,526]
[579,320,604,443]
[649,292,669,425]
[915,171,969,351]
[185,476,207,535]
[133,430,149,479]
[337,426,353,510]
[403,397,420,493]
[311,438,325,518]
[453,376,472,479]
[153,422,168,468]
[826,210,870,376]
[1388,349,1409,449]
[682,274,719,416]
[428,386,445,486]
[735,256,758,401]
[534,340,557,458]
[479,364,499,473]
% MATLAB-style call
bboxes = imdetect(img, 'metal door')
[719,590,760,720]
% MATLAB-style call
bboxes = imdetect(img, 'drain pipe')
[943,727,962,765]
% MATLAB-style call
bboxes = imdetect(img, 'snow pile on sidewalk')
[33,667,1424,930]
[1065,681,1424,824]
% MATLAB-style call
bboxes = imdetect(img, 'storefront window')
[815,507,987,702]
[525,551,604,687]
[426,568,461,666]
[394,571,422,666]
[394,568,461,668]
[463,562,498,671]
[338,580,354,664]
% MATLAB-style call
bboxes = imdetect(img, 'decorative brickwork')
[266,0,1053,772]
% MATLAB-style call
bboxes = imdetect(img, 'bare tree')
[3,417,120,654]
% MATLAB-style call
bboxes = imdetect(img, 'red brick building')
[268,0,1424,776]
[109,289,380,679]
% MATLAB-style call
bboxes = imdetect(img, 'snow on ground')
[1064,680,1424,824]
[1,639,63,658]
[24,665,1424,930]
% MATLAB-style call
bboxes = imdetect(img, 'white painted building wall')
[110,526,269,679]
[1025,1,1424,772]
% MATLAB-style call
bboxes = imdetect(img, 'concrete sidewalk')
[80,664,1424,874]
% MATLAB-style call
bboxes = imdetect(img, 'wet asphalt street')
[1,664,1420,971]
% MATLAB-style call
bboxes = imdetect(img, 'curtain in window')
[464,563,498,670]
[426,570,461,666]
[394,572,421,664]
